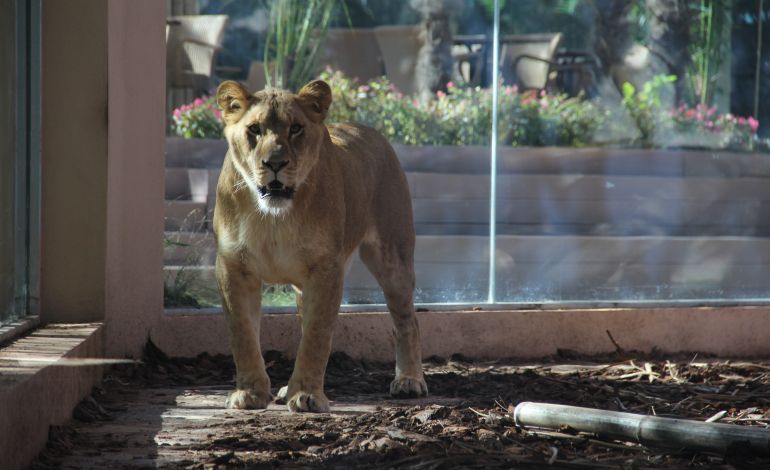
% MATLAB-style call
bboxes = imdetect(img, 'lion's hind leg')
[359,239,428,398]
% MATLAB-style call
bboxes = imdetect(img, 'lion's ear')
[216,81,250,125]
[297,80,332,123]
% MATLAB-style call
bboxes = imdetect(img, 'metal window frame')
[4,0,41,334]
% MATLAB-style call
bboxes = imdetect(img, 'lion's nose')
[262,159,289,173]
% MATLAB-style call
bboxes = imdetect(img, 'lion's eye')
[289,124,303,136]
[247,123,261,136]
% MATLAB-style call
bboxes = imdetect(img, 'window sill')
[0,323,104,470]
[0,315,41,346]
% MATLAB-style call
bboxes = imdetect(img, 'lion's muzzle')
[259,158,294,199]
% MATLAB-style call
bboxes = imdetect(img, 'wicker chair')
[166,15,228,94]
[500,33,563,91]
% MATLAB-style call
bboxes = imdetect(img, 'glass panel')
[494,0,770,304]
[0,0,16,324]
[1,0,39,326]
[163,1,493,308]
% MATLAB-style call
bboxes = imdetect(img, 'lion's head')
[216,80,332,215]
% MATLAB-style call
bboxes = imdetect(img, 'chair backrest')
[166,15,228,89]
[168,14,228,48]
[373,25,422,95]
[500,33,562,90]
[317,28,385,83]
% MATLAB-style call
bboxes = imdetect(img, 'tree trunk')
[592,0,635,78]
[645,0,695,103]
[411,0,455,103]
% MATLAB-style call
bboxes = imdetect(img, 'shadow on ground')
[32,342,770,469]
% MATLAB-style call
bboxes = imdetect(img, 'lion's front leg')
[216,256,271,409]
[281,269,344,412]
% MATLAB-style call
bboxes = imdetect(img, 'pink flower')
[436,90,446,98]
[193,98,204,107]
[748,117,759,132]
[213,109,222,119]
[358,85,370,92]
[447,81,455,89]
[173,109,182,118]
[503,85,519,96]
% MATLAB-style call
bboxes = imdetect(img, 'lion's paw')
[390,376,428,398]
[279,388,330,413]
[225,388,271,410]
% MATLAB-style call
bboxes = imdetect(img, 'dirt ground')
[32,341,770,469]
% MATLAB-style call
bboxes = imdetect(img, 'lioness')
[213,79,428,412]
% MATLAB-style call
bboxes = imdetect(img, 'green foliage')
[619,74,758,150]
[172,71,759,151]
[163,212,218,309]
[621,75,677,147]
[322,69,607,147]
[669,103,759,150]
[170,96,223,140]
[263,0,344,91]
[262,284,297,307]
[687,0,732,106]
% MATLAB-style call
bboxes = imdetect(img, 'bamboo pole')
[754,0,764,121]
[514,402,770,455]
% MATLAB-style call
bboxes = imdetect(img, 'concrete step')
[164,169,770,236]
[164,234,770,306]
[165,168,220,202]
[166,137,226,168]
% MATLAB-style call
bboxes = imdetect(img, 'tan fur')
[214,80,427,412]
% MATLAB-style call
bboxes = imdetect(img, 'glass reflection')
[163,1,768,309]
[493,0,768,303]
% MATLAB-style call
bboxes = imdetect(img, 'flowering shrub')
[322,69,607,147]
[170,96,223,139]
[669,104,759,150]
[170,71,758,151]
[621,75,759,150]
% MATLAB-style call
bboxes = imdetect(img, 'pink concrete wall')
[153,307,770,360]
[0,325,104,470]
[41,0,108,322]
[40,0,166,358]
[104,0,167,357]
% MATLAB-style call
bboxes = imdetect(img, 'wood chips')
[32,342,770,469]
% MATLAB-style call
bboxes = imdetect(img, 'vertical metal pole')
[487,0,500,304]
[27,0,42,315]
[13,0,29,319]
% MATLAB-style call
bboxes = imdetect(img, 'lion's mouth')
[257,180,295,199]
